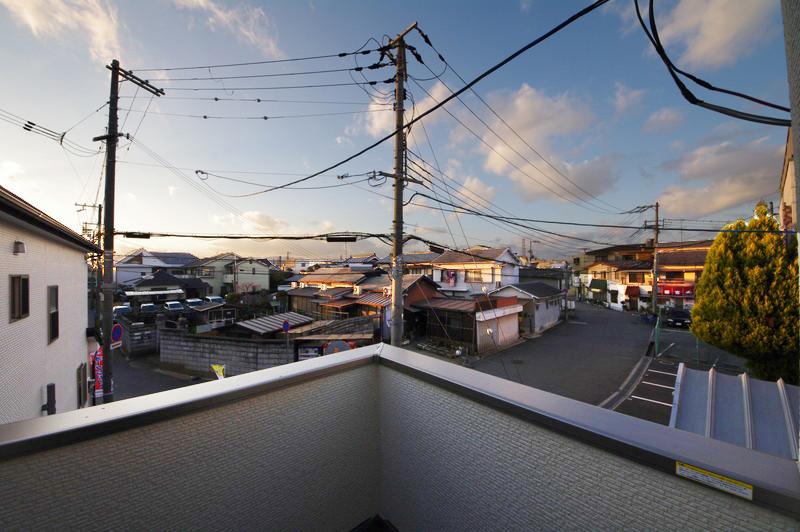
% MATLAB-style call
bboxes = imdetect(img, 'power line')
[165,80,395,91]
[411,26,623,213]
[115,107,391,120]
[120,95,392,105]
[634,0,790,127]
[145,63,389,81]
[195,169,386,196]
[239,0,612,195]
[131,47,387,72]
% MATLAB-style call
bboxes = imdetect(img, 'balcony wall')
[0,345,798,530]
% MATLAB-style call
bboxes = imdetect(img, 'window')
[48,286,59,343]
[252,267,256,275]
[610,290,619,304]
[628,272,645,284]
[9,275,29,321]
[573,257,580,265]
[465,270,482,283]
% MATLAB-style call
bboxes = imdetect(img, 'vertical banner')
[93,347,104,398]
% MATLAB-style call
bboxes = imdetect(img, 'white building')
[181,253,273,296]
[490,282,564,335]
[114,248,198,285]
[431,247,519,298]
[0,185,99,424]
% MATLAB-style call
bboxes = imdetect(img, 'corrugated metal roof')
[236,312,313,335]
[356,293,391,307]
[671,364,799,460]
[298,267,366,284]
[319,299,356,308]
[317,286,352,298]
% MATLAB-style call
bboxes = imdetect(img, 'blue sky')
[0,0,791,260]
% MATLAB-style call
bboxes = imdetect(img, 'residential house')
[122,270,187,306]
[412,295,523,355]
[0,185,100,424]
[342,252,379,269]
[377,251,441,276]
[655,240,712,309]
[779,127,795,231]
[490,282,564,334]
[431,246,520,297]
[114,248,198,285]
[586,260,653,311]
[188,302,237,333]
[519,266,570,290]
[180,253,272,296]
[286,267,371,318]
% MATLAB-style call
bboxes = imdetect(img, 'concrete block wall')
[160,329,294,376]
[378,368,799,530]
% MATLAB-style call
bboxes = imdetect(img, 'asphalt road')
[110,350,197,400]
[615,358,679,425]
[472,303,652,405]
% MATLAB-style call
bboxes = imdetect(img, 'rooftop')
[432,246,515,264]
[298,267,369,285]
[0,184,100,253]
[377,251,442,265]
[0,344,797,528]
[150,251,199,266]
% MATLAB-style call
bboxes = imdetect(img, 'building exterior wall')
[0,218,90,424]
[533,297,561,333]
[0,364,381,531]
[378,368,798,530]
[475,312,518,353]
[227,259,271,292]
[160,329,294,376]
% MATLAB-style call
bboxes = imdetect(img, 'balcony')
[0,345,798,529]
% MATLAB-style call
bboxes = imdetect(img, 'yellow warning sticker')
[676,461,753,500]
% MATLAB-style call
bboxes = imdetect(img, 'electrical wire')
[119,95,392,106]
[115,108,392,121]
[635,0,790,127]
[146,63,390,82]
[131,47,387,72]
[165,80,395,92]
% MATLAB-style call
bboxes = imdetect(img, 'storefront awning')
[589,279,607,292]
[625,285,640,297]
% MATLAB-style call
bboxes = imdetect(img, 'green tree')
[691,203,798,384]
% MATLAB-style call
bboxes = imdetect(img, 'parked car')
[665,308,691,328]
[139,303,158,314]
[163,301,184,313]
[205,296,224,304]
[185,298,204,309]
[112,305,133,321]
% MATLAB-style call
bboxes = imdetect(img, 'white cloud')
[657,136,782,217]
[613,82,645,115]
[643,107,684,133]
[520,0,533,13]
[0,0,121,63]
[167,185,179,196]
[658,0,775,70]
[174,0,283,58]
[213,210,285,233]
[356,81,450,139]
[458,175,495,204]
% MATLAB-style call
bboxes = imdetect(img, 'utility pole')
[389,22,417,347]
[652,201,660,357]
[76,203,103,332]
[93,60,163,403]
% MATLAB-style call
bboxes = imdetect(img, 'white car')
[185,298,204,309]
[204,296,224,304]
[163,301,184,312]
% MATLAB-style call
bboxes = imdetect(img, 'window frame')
[47,285,59,343]
[9,275,30,322]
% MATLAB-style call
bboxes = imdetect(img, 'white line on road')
[647,369,677,377]
[641,381,675,390]
[630,395,673,407]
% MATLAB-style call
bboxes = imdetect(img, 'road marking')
[630,395,673,407]
[641,381,675,390]
[647,369,677,377]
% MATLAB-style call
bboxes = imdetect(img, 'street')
[472,303,651,405]
[110,350,198,400]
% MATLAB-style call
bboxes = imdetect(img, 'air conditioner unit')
[290,282,298,288]
[353,285,362,296]
[382,287,391,297]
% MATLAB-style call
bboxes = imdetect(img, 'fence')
[118,316,159,356]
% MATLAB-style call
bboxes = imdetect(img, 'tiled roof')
[316,286,353,299]
[356,293,391,307]
[514,281,563,298]
[433,247,514,265]
[136,270,183,288]
[413,298,476,312]
[0,184,100,253]
[150,251,198,266]
[377,251,441,264]
[286,286,321,297]
[657,249,708,267]
[236,312,313,335]
[299,267,367,285]
[587,259,652,271]
[179,277,210,289]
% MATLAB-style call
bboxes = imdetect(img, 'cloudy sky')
[0,0,791,260]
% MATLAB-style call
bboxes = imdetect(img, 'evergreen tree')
[691,203,798,384]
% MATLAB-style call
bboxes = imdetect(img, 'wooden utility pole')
[94,60,163,403]
[389,22,417,347]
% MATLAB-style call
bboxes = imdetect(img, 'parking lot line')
[647,369,677,377]
[641,381,674,390]
[630,395,673,407]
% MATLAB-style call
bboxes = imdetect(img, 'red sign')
[94,347,103,398]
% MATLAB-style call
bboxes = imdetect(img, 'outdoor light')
[486,328,493,336]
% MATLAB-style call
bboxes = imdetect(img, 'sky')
[0,0,792,261]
